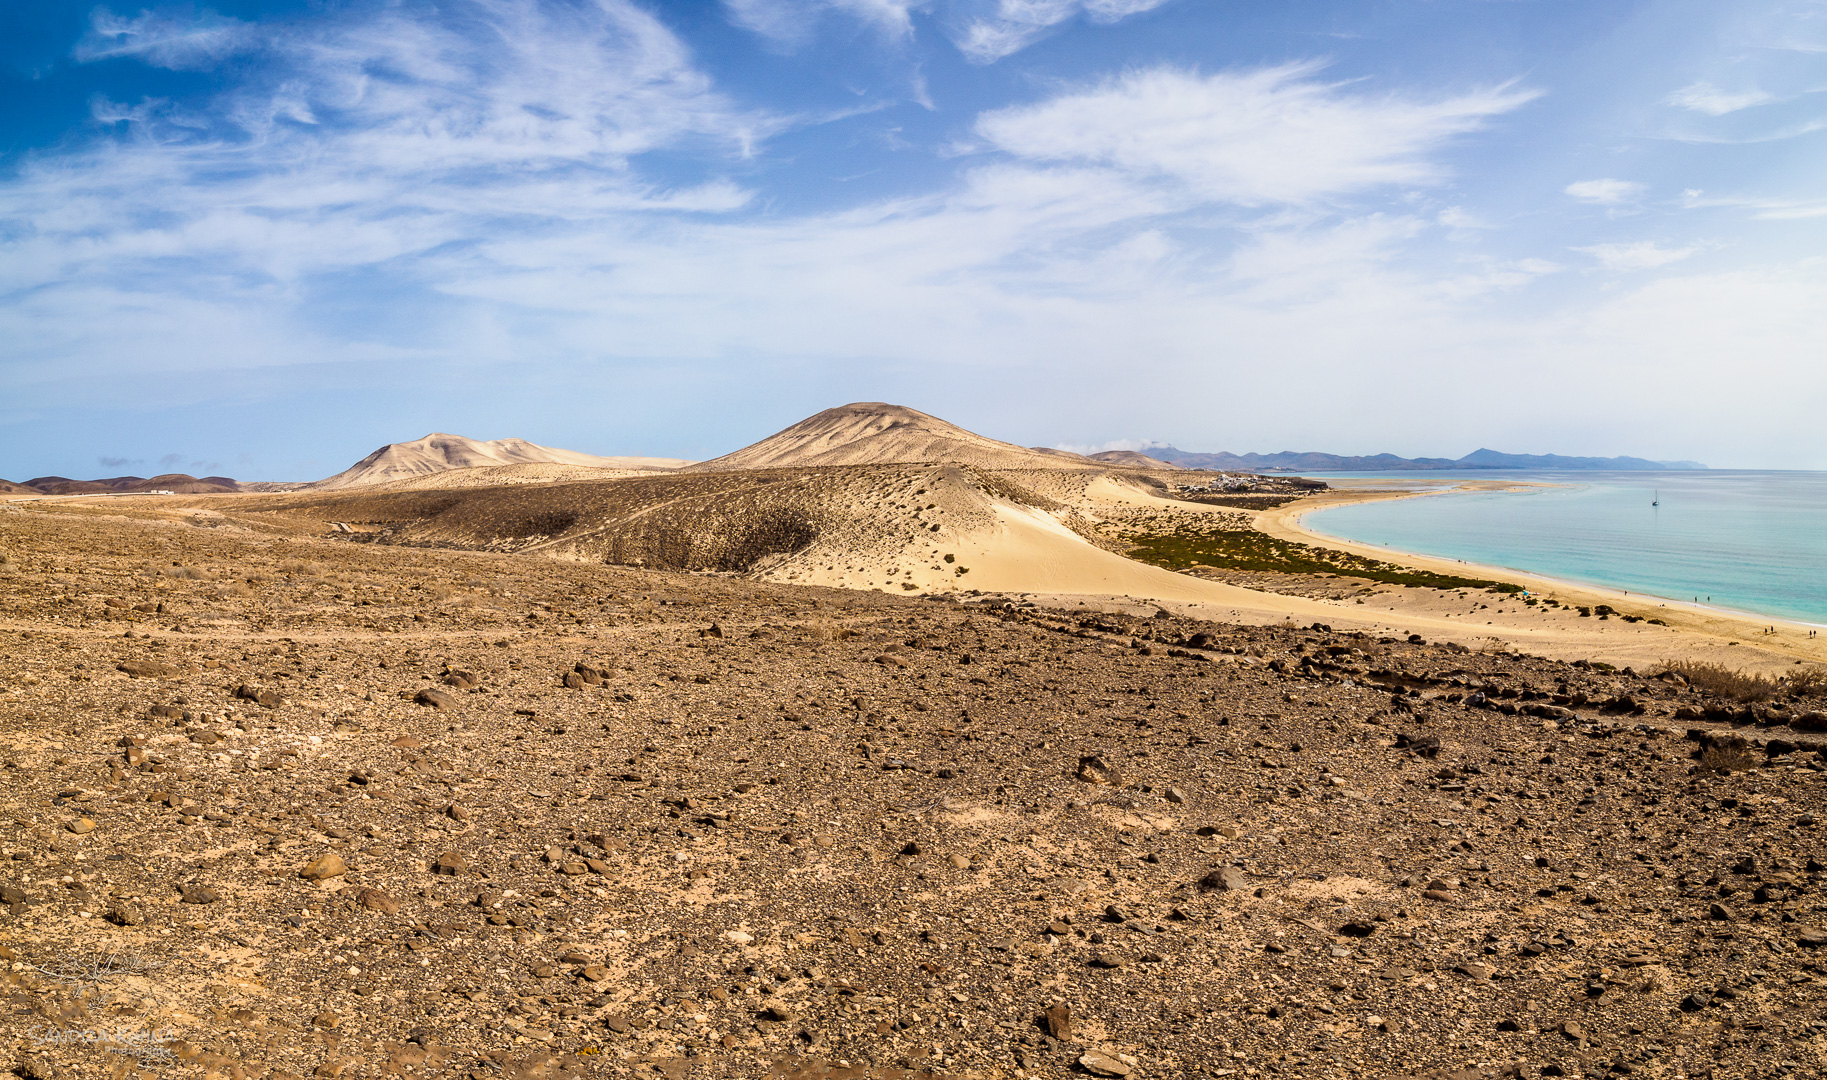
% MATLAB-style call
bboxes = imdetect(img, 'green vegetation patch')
[1121,526,1517,592]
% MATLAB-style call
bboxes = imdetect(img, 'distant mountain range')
[1145,447,1707,472]
[13,473,241,495]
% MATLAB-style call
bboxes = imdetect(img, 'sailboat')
[1651,490,1659,507]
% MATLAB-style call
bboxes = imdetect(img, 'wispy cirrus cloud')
[0,40,1550,412]
[73,8,256,69]
[953,0,1176,63]
[723,0,1169,62]
[1667,81,1776,115]
[1565,178,1645,205]
[975,65,1539,207]
[1575,241,1699,271]
[725,0,921,44]
[1681,188,1827,219]
[5,0,772,296]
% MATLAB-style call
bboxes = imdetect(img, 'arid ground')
[4,490,1827,1080]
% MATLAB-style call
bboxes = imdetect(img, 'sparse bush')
[1697,741,1759,774]
[806,618,855,642]
[1120,524,1512,591]
[502,510,579,540]
[1657,660,1778,703]
[1790,668,1827,697]
[148,562,209,581]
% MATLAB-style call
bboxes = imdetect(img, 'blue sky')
[2,0,1825,480]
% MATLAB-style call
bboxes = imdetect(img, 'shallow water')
[1301,470,1827,626]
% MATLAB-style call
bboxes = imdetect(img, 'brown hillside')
[22,476,114,494]
[311,433,690,491]
[689,403,1101,472]
[1089,449,1182,469]
[134,473,240,493]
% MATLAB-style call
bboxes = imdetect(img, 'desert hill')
[309,433,690,491]
[689,403,1104,472]
[255,458,1309,612]
[351,461,710,493]
[16,473,239,494]
[1089,449,1181,469]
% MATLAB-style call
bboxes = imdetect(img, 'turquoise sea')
[1300,470,1827,627]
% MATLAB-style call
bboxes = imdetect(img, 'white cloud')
[1667,81,1777,115]
[975,65,1538,207]
[1437,206,1489,231]
[0,45,1547,402]
[725,0,920,44]
[953,0,1175,63]
[12,9,1826,468]
[74,8,255,69]
[1574,241,1699,271]
[1565,178,1646,205]
[1049,437,1155,453]
[3,0,772,294]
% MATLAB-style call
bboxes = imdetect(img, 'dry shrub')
[1632,965,1676,995]
[1658,660,1778,703]
[1790,667,1827,697]
[806,618,855,642]
[149,562,210,581]
[211,581,250,599]
[1697,742,1759,774]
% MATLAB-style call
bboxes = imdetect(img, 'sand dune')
[689,403,1104,472]
[310,433,690,490]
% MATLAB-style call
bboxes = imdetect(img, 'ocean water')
[1300,470,1827,627]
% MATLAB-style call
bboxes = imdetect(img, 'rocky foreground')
[2,503,1826,1080]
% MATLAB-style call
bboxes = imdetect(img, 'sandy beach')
[1255,483,1827,672]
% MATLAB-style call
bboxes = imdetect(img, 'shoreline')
[1256,484,1827,670]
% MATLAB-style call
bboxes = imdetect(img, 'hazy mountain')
[1147,447,1706,472]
